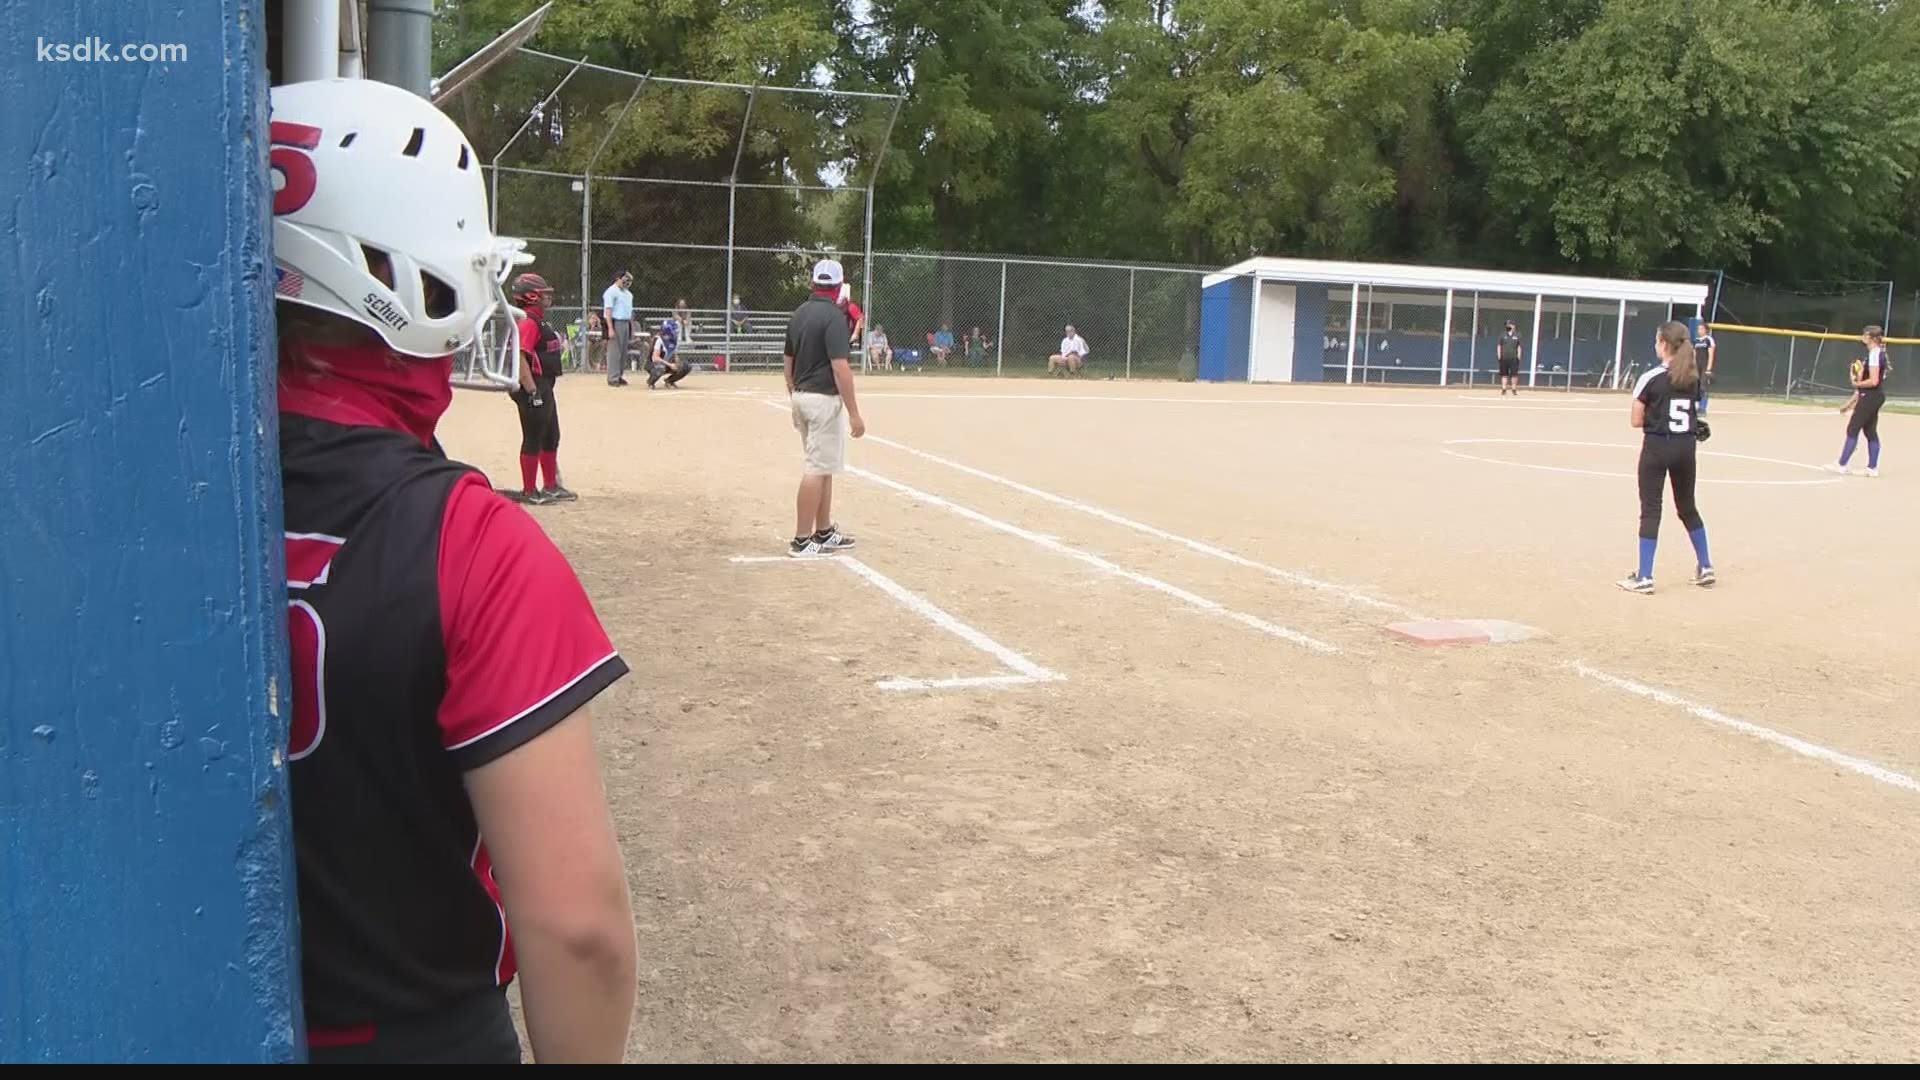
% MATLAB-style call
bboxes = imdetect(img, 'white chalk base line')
[846,466,1339,654]
[863,434,1419,620]
[1569,662,1920,794]
[832,420,1917,797]
[757,399,1339,653]
[730,553,1062,693]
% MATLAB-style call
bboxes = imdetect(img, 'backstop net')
[444,46,902,377]
[1707,276,1897,397]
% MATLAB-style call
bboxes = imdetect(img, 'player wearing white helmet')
[269,78,635,1064]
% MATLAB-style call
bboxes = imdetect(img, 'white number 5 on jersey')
[1669,399,1693,433]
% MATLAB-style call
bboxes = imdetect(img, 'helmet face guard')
[451,238,536,391]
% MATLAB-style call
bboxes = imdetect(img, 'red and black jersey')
[517,312,564,379]
[278,367,626,1047]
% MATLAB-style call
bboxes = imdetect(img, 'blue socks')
[1869,440,1882,469]
[1640,530,1711,580]
[1840,434,1860,466]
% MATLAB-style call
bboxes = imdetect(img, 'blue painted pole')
[1,0,299,1063]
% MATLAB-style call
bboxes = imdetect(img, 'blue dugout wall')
[0,0,299,1063]
[1197,277,1251,382]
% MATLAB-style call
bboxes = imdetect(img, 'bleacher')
[598,306,792,371]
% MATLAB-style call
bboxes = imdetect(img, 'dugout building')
[1198,257,1711,388]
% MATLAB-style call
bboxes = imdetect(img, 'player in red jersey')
[269,77,637,1063]
[507,271,576,503]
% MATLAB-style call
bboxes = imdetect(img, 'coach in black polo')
[782,258,866,558]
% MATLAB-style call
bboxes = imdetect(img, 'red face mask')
[279,341,454,447]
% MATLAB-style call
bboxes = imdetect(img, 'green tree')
[1094,0,1469,264]
[434,1,857,309]
[1468,0,1920,280]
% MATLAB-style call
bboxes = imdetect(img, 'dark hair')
[1864,324,1886,345]
[1658,321,1698,390]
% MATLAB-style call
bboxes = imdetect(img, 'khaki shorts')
[791,391,847,475]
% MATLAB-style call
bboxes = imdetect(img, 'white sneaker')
[1615,571,1655,595]
[1823,463,1848,475]
[814,526,857,553]
[787,537,828,559]
[1866,467,1880,478]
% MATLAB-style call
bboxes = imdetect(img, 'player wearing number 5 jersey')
[1617,321,1716,595]
[270,78,637,1063]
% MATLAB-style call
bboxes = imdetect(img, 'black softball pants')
[515,374,559,455]
[1638,435,1704,541]
[1849,388,1886,440]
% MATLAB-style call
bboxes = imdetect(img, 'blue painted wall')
[1,0,298,1063]
[1291,285,1328,383]
[1198,277,1251,382]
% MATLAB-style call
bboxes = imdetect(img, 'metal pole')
[860,186,874,373]
[1529,293,1544,388]
[575,77,649,369]
[1125,268,1136,380]
[1613,299,1627,390]
[725,185,737,368]
[862,96,906,369]
[579,181,591,340]
[367,0,435,97]
[995,260,1007,376]
[1469,292,1479,385]
[1345,287,1360,384]
[726,88,758,371]
[1440,288,1454,386]
[283,0,340,83]
[1247,277,1263,382]
[1566,296,1577,391]
[1786,339,1795,402]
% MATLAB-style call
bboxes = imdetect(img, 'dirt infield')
[438,374,1920,1063]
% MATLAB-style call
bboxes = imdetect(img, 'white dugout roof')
[1207,257,1710,307]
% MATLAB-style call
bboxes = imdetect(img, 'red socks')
[519,454,538,494]
[539,452,558,490]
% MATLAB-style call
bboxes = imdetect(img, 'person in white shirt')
[1048,325,1089,376]
[601,271,634,386]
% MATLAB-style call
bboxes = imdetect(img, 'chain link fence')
[863,253,1205,379]
[457,46,902,377]
[1706,276,1896,396]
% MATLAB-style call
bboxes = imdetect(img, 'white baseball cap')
[811,258,844,287]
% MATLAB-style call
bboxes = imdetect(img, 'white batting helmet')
[267,78,531,386]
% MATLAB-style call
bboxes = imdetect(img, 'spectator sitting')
[868,324,893,371]
[929,323,955,367]
[585,310,606,371]
[729,294,750,335]
[1048,324,1089,376]
[673,298,694,346]
[964,326,991,368]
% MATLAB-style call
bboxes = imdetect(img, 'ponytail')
[1660,321,1698,390]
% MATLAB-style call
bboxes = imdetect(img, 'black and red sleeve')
[436,474,628,770]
